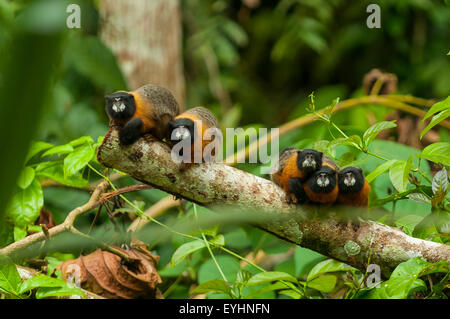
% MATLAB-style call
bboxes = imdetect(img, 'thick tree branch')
[97,127,450,277]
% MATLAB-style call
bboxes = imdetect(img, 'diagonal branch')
[97,128,450,277]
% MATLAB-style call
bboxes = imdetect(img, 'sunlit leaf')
[421,96,450,124]
[0,256,21,296]
[307,274,337,293]
[420,109,450,140]
[63,144,95,177]
[420,142,450,166]
[6,179,43,228]
[17,166,35,189]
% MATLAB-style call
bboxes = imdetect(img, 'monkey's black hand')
[119,117,143,146]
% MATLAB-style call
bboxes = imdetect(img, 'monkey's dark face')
[338,167,364,193]
[105,91,136,120]
[307,166,337,193]
[169,118,195,144]
[298,149,323,175]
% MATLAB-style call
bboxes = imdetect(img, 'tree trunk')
[99,0,185,108]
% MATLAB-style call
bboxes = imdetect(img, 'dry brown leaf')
[57,246,162,299]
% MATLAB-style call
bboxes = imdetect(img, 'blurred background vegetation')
[0,0,449,299]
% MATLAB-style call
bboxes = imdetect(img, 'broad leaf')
[420,109,450,140]
[25,141,53,163]
[363,121,397,147]
[35,286,85,299]
[35,161,88,188]
[420,142,450,166]
[17,167,35,190]
[432,168,448,195]
[0,257,21,296]
[307,274,337,293]
[307,259,357,281]
[247,271,297,286]
[421,96,450,124]
[365,160,398,183]
[190,279,232,295]
[6,179,43,228]
[42,144,74,157]
[389,160,411,192]
[171,240,206,266]
[408,193,431,204]
[63,144,95,177]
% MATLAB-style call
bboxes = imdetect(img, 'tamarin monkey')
[105,84,180,146]
[168,106,221,168]
[337,166,370,207]
[304,166,339,205]
[270,148,324,203]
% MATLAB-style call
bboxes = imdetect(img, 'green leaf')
[328,135,362,150]
[247,271,297,286]
[19,274,64,294]
[171,240,206,266]
[17,167,35,189]
[307,275,337,293]
[307,259,357,281]
[63,144,95,177]
[363,121,397,147]
[190,280,232,295]
[25,141,53,163]
[421,109,450,140]
[0,257,22,296]
[408,193,431,205]
[421,96,450,124]
[36,286,85,299]
[0,216,14,247]
[395,215,425,236]
[420,142,450,166]
[68,136,94,148]
[35,161,88,188]
[13,226,27,241]
[198,256,241,284]
[210,234,225,247]
[278,289,302,299]
[365,160,398,183]
[432,168,448,195]
[244,282,287,298]
[6,179,43,228]
[294,246,325,277]
[42,144,74,157]
[389,160,411,192]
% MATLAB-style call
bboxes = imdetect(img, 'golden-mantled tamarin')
[304,166,339,205]
[105,84,180,145]
[168,106,220,167]
[270,148,324,203]
[337,166,370,207]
